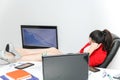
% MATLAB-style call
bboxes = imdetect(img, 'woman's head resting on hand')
[89,29,113,52]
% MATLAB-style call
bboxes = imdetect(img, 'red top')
[80,42,107,67]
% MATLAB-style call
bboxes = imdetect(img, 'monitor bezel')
[21,25,58,49]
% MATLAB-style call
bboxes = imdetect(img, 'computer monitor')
[42,53,88,80]
[21,25,58,49]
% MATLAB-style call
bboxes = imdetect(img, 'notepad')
[6,69,31,80]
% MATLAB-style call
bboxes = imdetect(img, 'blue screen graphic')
[21,26,58,48]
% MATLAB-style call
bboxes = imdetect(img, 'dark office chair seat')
[98,33,120,68]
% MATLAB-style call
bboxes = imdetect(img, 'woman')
[80,29,113,67]
[0,29,113,67]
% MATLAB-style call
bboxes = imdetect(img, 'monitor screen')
[42,54,88,80]
[21,25,58,49]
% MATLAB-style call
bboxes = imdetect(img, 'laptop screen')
[21,25,58,49]
[42,53,88,80]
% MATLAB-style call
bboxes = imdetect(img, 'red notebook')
[6,69,31,80]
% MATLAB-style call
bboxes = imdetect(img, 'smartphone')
[15,63,34,69]
[89,66,100,72]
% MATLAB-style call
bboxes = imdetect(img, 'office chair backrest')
[98,33,120,68]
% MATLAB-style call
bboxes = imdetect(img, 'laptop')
[42,53,88,80]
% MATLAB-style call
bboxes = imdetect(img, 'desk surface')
[0,61,120,80]
[89,67,120,80]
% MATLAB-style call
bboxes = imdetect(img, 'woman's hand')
[88,43,101,55]
[90,43,101,50]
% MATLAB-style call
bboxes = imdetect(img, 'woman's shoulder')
[96,44,107,54]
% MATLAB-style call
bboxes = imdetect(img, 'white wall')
[0,0,120,69]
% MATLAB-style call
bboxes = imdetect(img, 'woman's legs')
[4,43,62,62]
[15,47,62,56]
[16,47,62,62]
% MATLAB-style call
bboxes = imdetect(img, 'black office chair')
[98,33,120,68]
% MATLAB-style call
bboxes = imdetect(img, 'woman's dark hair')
[89,29,113,52]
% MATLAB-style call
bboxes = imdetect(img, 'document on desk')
[89,68,120,80]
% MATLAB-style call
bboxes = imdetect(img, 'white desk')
[0,62,43,80]
[89,68,120,80]
[0,62,120,80]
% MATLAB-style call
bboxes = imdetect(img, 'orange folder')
[6,69,31,80]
